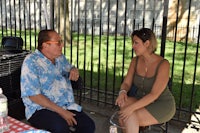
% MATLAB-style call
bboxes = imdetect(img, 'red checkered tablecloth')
[4,116,35,133]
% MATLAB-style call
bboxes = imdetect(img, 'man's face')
[43,32,64,58]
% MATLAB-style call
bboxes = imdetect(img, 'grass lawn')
[0,31,199,112]
[66,33,200,111]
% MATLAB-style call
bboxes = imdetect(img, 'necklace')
[145,67,148,75]
[144,60,148,77]
[142,62,148,91]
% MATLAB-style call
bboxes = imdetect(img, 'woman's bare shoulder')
[130,56,138,67]
[158,57,170,71]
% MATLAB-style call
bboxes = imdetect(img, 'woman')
[115,28,176,133]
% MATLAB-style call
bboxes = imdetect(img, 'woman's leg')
[123,108,158,133]
[119,97,138,133]
[28,109,70,133]
[119,97,159,133]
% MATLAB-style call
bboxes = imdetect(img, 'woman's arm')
[120,57,137,93]
[115,57,137,106]
[125,59,170,112]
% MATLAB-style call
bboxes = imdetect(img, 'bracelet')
[119,89,127,95]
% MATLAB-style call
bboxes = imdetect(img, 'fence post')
[160,0,169,57]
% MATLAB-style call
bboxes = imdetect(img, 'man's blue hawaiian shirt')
[20,49,82,119]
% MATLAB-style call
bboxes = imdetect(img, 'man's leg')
[28,109,70,133]
[71,110,95,133]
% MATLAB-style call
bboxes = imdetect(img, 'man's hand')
[29,94,78,126]
[60,110,77,126]
[69,68,79,81]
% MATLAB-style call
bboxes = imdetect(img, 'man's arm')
[69,68,79,81]
[29,94,77,126]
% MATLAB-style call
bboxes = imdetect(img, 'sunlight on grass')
[0,31,199,112]
[65,33,200,111]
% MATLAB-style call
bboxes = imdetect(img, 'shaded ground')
[20,99,200,133]
[81,100,200,133]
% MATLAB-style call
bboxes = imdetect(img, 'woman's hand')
[115,92,128,107]
[119,104,134,121]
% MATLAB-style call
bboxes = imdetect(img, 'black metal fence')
[0,0,199,129]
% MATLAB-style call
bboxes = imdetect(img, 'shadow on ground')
[81,100,199,133]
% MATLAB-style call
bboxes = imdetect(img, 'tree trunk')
[56,0,71,45]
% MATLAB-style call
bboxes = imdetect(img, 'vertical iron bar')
[29,0,32,50]
[57,0,60,33]
[105,0,110,104]
[131,0,137,59]
[4,0,8,36]
[0,0,3,37]
[184,0,193,115]
[39,0,42,29]
[171,0,180,84]
[179,0,192,120]
[90,0,95,100]
[9,0,12,36]
[34,0,37,48]
[133,0,136,31]
[77,0,80,68]
[131,0,137,58]
[189,19,199,117]
[112,0,119,105]
[70,0,73,62]
[151,0,155,31]
[14,0,16,36]
[50,0,54,29]
[70,0,73,63]
[74,0,80,101]
[97,0,102,105]
[190,19,200,116]
[83,0,88,100]
[143,0,146,27]
[19,0,22,37]
[121,0,128,80]
[64,0,66,55]
[23,0,27,49]
[170,0,180,120]
[160,0,169,57]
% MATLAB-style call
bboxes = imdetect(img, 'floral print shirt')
[20,49,82,119]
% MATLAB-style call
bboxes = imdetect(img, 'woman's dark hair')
[37,29,55,51]
[131,28,157,53]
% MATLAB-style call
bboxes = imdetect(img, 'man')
[20,29,95,133]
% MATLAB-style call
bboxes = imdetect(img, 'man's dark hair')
[37,29,55,51]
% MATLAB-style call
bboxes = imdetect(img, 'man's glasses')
[45,40,63,46]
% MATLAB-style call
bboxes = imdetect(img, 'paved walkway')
[81,101,200,133]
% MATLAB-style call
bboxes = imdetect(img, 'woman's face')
[132,35,147,56]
